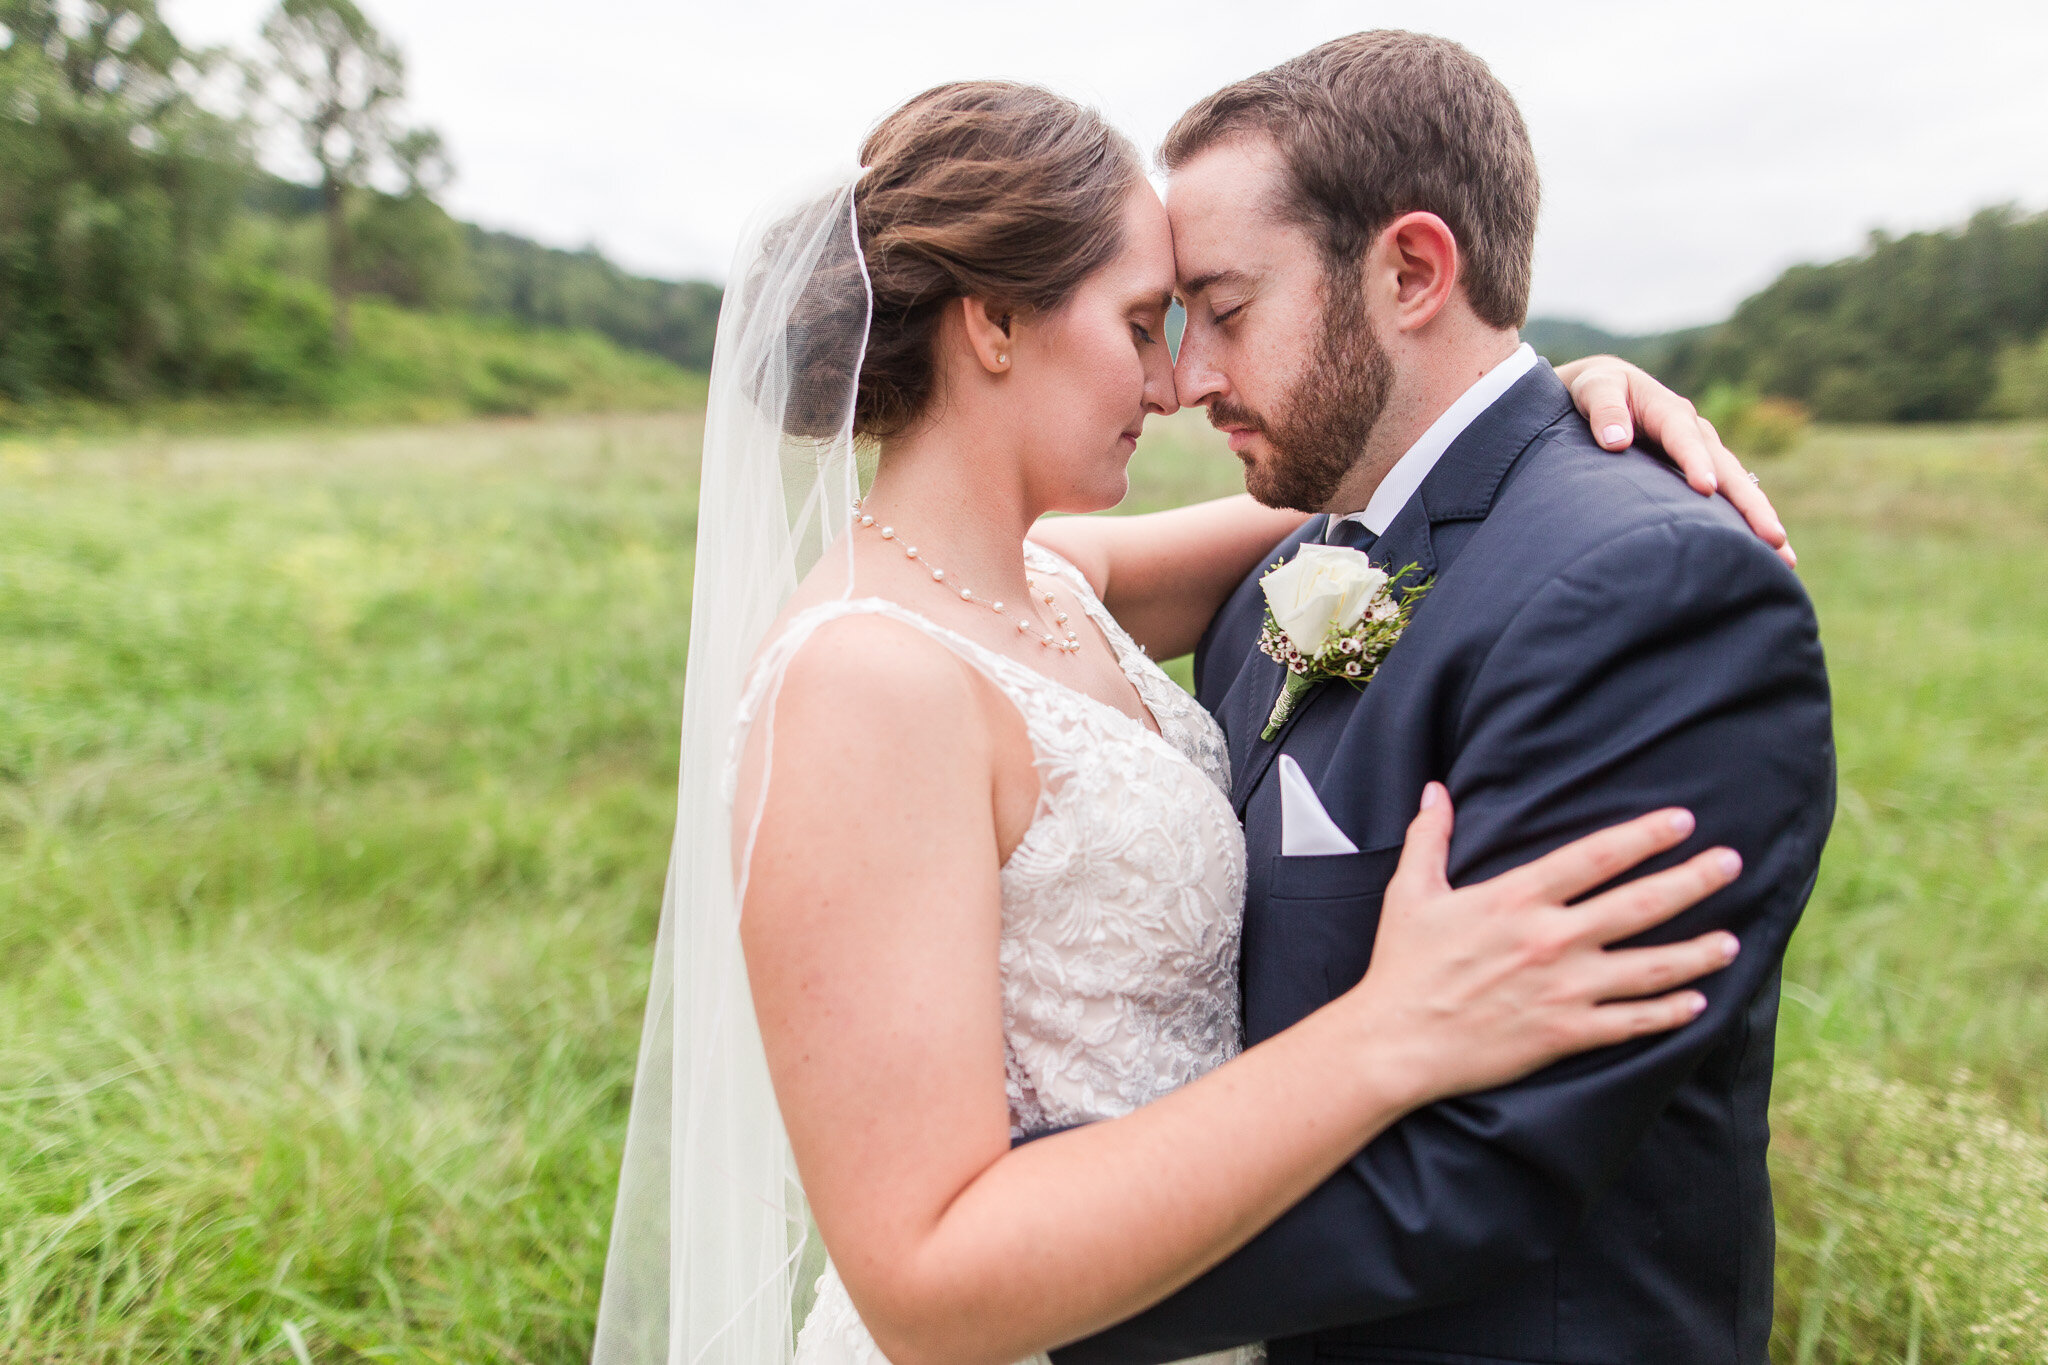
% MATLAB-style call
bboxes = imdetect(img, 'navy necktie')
[1323,515,1379,555]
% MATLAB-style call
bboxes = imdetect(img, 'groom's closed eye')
[1178,267,1253,298]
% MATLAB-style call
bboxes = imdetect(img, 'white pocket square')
[1278,754,1360,856]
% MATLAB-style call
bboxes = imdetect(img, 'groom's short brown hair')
[1163,31,1539,329]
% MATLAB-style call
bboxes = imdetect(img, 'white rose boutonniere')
[1256,543,1430,739]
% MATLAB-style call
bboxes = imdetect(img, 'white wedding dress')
[735,544,1259,1365]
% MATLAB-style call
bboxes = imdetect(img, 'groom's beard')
[1213,274,1393,513]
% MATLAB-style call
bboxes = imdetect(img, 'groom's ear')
[1376,211,1461,335]
[959,296,1016,375]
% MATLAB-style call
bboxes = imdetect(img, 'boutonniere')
[1257,544,1431,740]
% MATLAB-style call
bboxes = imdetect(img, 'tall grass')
[2,410,2045,1361]
[1,414,698,1361]
[1752,423,2048,1363]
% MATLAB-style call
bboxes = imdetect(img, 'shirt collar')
[1327,342,1539,541]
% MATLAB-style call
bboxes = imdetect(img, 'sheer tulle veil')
[592,173,871,1365]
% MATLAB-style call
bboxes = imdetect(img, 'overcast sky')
[166,0,2048,333]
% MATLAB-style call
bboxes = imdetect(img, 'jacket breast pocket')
[1265,844,1403,1003]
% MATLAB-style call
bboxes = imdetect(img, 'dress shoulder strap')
[725,596,1047,802]
[1024,541,1235,793]
[1025,540,1149,674]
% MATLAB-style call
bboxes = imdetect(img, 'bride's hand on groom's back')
[1348,783,1744,1107]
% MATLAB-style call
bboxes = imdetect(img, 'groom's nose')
[1173,331,1227,412]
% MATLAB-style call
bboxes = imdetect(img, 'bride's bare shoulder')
[750,605,993,767]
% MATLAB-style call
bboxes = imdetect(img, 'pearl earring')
[997,353,1008,366]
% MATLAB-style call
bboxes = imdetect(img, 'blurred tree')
[0,1,716,414]
[248,0,445,348]
[349,188,468,311]
[0,0,247,400]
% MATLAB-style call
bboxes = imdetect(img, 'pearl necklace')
[852,500,1083,654]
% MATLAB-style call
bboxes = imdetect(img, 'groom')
[1058,32,1834,1365]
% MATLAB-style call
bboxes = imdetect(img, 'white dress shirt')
[1327,342,1539,541]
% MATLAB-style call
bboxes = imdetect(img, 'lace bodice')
[737,544,1255,1365]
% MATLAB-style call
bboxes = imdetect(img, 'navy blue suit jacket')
[1055,364,1834,1365]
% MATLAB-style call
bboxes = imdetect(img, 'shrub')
[1700,383,1812,456]
[1988,332,2048,419]
[1744,398,1813,455]
[198,252,336,403]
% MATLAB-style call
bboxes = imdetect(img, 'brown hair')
[831,81,1143,440]
[1161,31,1539,330]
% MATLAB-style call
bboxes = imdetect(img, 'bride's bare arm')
[1030,358,1796,662]
[738,621,1743,1365]
[1030,495,1308,660]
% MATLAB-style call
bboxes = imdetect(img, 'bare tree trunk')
[323,169,352,351]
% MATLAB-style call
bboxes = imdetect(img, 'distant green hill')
[1522,317,1707,374]
[240,172,725,375]
[1532,206,2048,422]
[1657,206,2048,420]
[0,162,713,431]
[1,297,704,433]
[464,228,721,373]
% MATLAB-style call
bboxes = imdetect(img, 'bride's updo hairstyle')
[783,81,1144,441]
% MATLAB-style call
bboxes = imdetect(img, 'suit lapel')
[1411,363,1575,544]
[1365,493,1437,589]
[1232,650,1329,815]
[1224,363,1577,818]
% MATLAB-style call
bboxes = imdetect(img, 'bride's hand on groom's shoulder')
[1557,355,1796,569]
[1346,783,1745,1108]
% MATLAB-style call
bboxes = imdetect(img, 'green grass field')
[2,409,2044,1362]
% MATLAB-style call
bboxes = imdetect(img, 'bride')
[594,81,1782,1365]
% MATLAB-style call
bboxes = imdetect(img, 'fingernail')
[1718,933,1741,960]
[1668,809,1695,836]
[1601,424,1628,448]
[1717,848,1743,877]
[1421,782,1443,810]
[1785,545,1799,566]
[1687,992,1709,1016]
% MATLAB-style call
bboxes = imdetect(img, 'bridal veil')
[592,174,870,1365]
